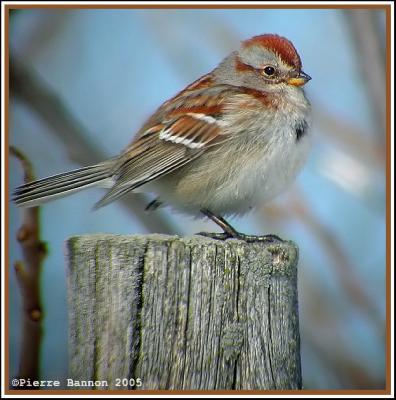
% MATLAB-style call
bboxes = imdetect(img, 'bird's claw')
[196,231,284,243]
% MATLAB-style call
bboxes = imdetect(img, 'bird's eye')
[263,66,276,77]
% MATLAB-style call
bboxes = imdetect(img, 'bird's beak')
[287,70,311,87]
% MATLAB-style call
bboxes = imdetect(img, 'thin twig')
[10,146,47,387]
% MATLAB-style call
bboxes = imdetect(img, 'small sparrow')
[13,34,311,242]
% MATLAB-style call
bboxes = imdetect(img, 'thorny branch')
[10,146,47,386]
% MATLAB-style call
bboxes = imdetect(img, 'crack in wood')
[181,244,193,389]
[267,285,276,389]
[127,240,148,389]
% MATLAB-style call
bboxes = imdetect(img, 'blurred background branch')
[314,106,384,169]
[264,188,384,335]
[9,55,176,234]
[343,10,386,148]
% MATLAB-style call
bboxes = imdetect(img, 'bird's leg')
[198,209,238,240]
[197,209,283,243]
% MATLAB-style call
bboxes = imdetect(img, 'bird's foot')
[198,208,284,243]
[196,230,283,243]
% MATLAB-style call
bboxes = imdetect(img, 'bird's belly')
[210,137,311,215]
[154,130,311,216]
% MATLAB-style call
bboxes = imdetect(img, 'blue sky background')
[8,7,387,389]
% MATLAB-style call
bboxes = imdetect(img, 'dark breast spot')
[295,120,308,142]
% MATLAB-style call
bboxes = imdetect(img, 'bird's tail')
[12,160,115,208]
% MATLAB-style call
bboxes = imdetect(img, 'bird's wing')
[94,84,240,209]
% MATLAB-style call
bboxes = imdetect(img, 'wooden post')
[66,234,301,390]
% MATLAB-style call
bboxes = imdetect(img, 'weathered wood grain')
[66,234,301,390]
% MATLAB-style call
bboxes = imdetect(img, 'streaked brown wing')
[94,141,198,209]
[134,84,240,144]
[94,84,241,209]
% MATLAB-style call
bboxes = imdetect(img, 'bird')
[12,34,312,242]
